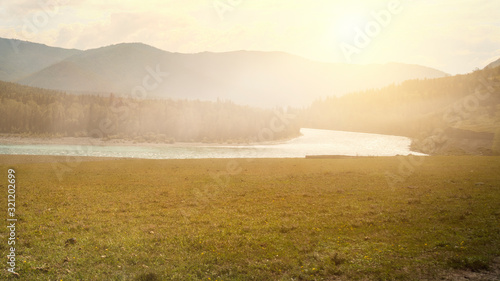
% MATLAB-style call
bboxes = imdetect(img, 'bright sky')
[1,0,499,74]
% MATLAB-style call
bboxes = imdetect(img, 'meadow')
[0,155,499,280]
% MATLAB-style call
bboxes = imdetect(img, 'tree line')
[0,81,300,143]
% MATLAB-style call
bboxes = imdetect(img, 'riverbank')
[0,155,499,280]
[411,135,498,156]
[0,134,295,147]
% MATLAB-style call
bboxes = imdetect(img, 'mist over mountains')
[0,37,448,107]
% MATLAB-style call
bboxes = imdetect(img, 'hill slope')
[303,66,500,155]
[485,57,500,69]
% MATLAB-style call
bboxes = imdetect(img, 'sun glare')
[335,10,366,40]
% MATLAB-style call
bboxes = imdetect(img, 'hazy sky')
[1,0,499,74]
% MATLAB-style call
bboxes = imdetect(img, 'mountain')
[485,57,500,69]
[0,38,81,82]
[1,38,448,107]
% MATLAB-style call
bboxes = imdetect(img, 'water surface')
[0,128,424,159]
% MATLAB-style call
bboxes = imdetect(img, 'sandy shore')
[0,154,129,164]
[0,135,185,147]
[0,135,296,147]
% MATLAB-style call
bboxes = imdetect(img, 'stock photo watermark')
[10,0,68,53]
[213,0,243,20]
[6,168,18,275]
[180,109,296,222]
[339,0,403,63]
[50,64,170,181]
[385,71,499,189]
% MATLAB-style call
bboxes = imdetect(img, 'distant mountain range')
[0,38,80,82]
[1,37,450,107]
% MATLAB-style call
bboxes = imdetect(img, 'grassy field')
[1,155,499,280]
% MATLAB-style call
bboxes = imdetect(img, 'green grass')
[1,156,499,280]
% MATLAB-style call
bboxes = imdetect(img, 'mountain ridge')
[1,37,449,107]
[0,38,81,82]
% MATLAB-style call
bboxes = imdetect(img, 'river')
[0,128,425,159]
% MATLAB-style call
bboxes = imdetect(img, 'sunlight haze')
[1,0,499,74]
[1,1,500,280]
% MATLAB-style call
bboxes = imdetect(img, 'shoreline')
[0,154,129,164]
[0,135,295,148]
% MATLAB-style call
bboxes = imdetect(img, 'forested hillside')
[303,66,500,155]
[0,81,299,143]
